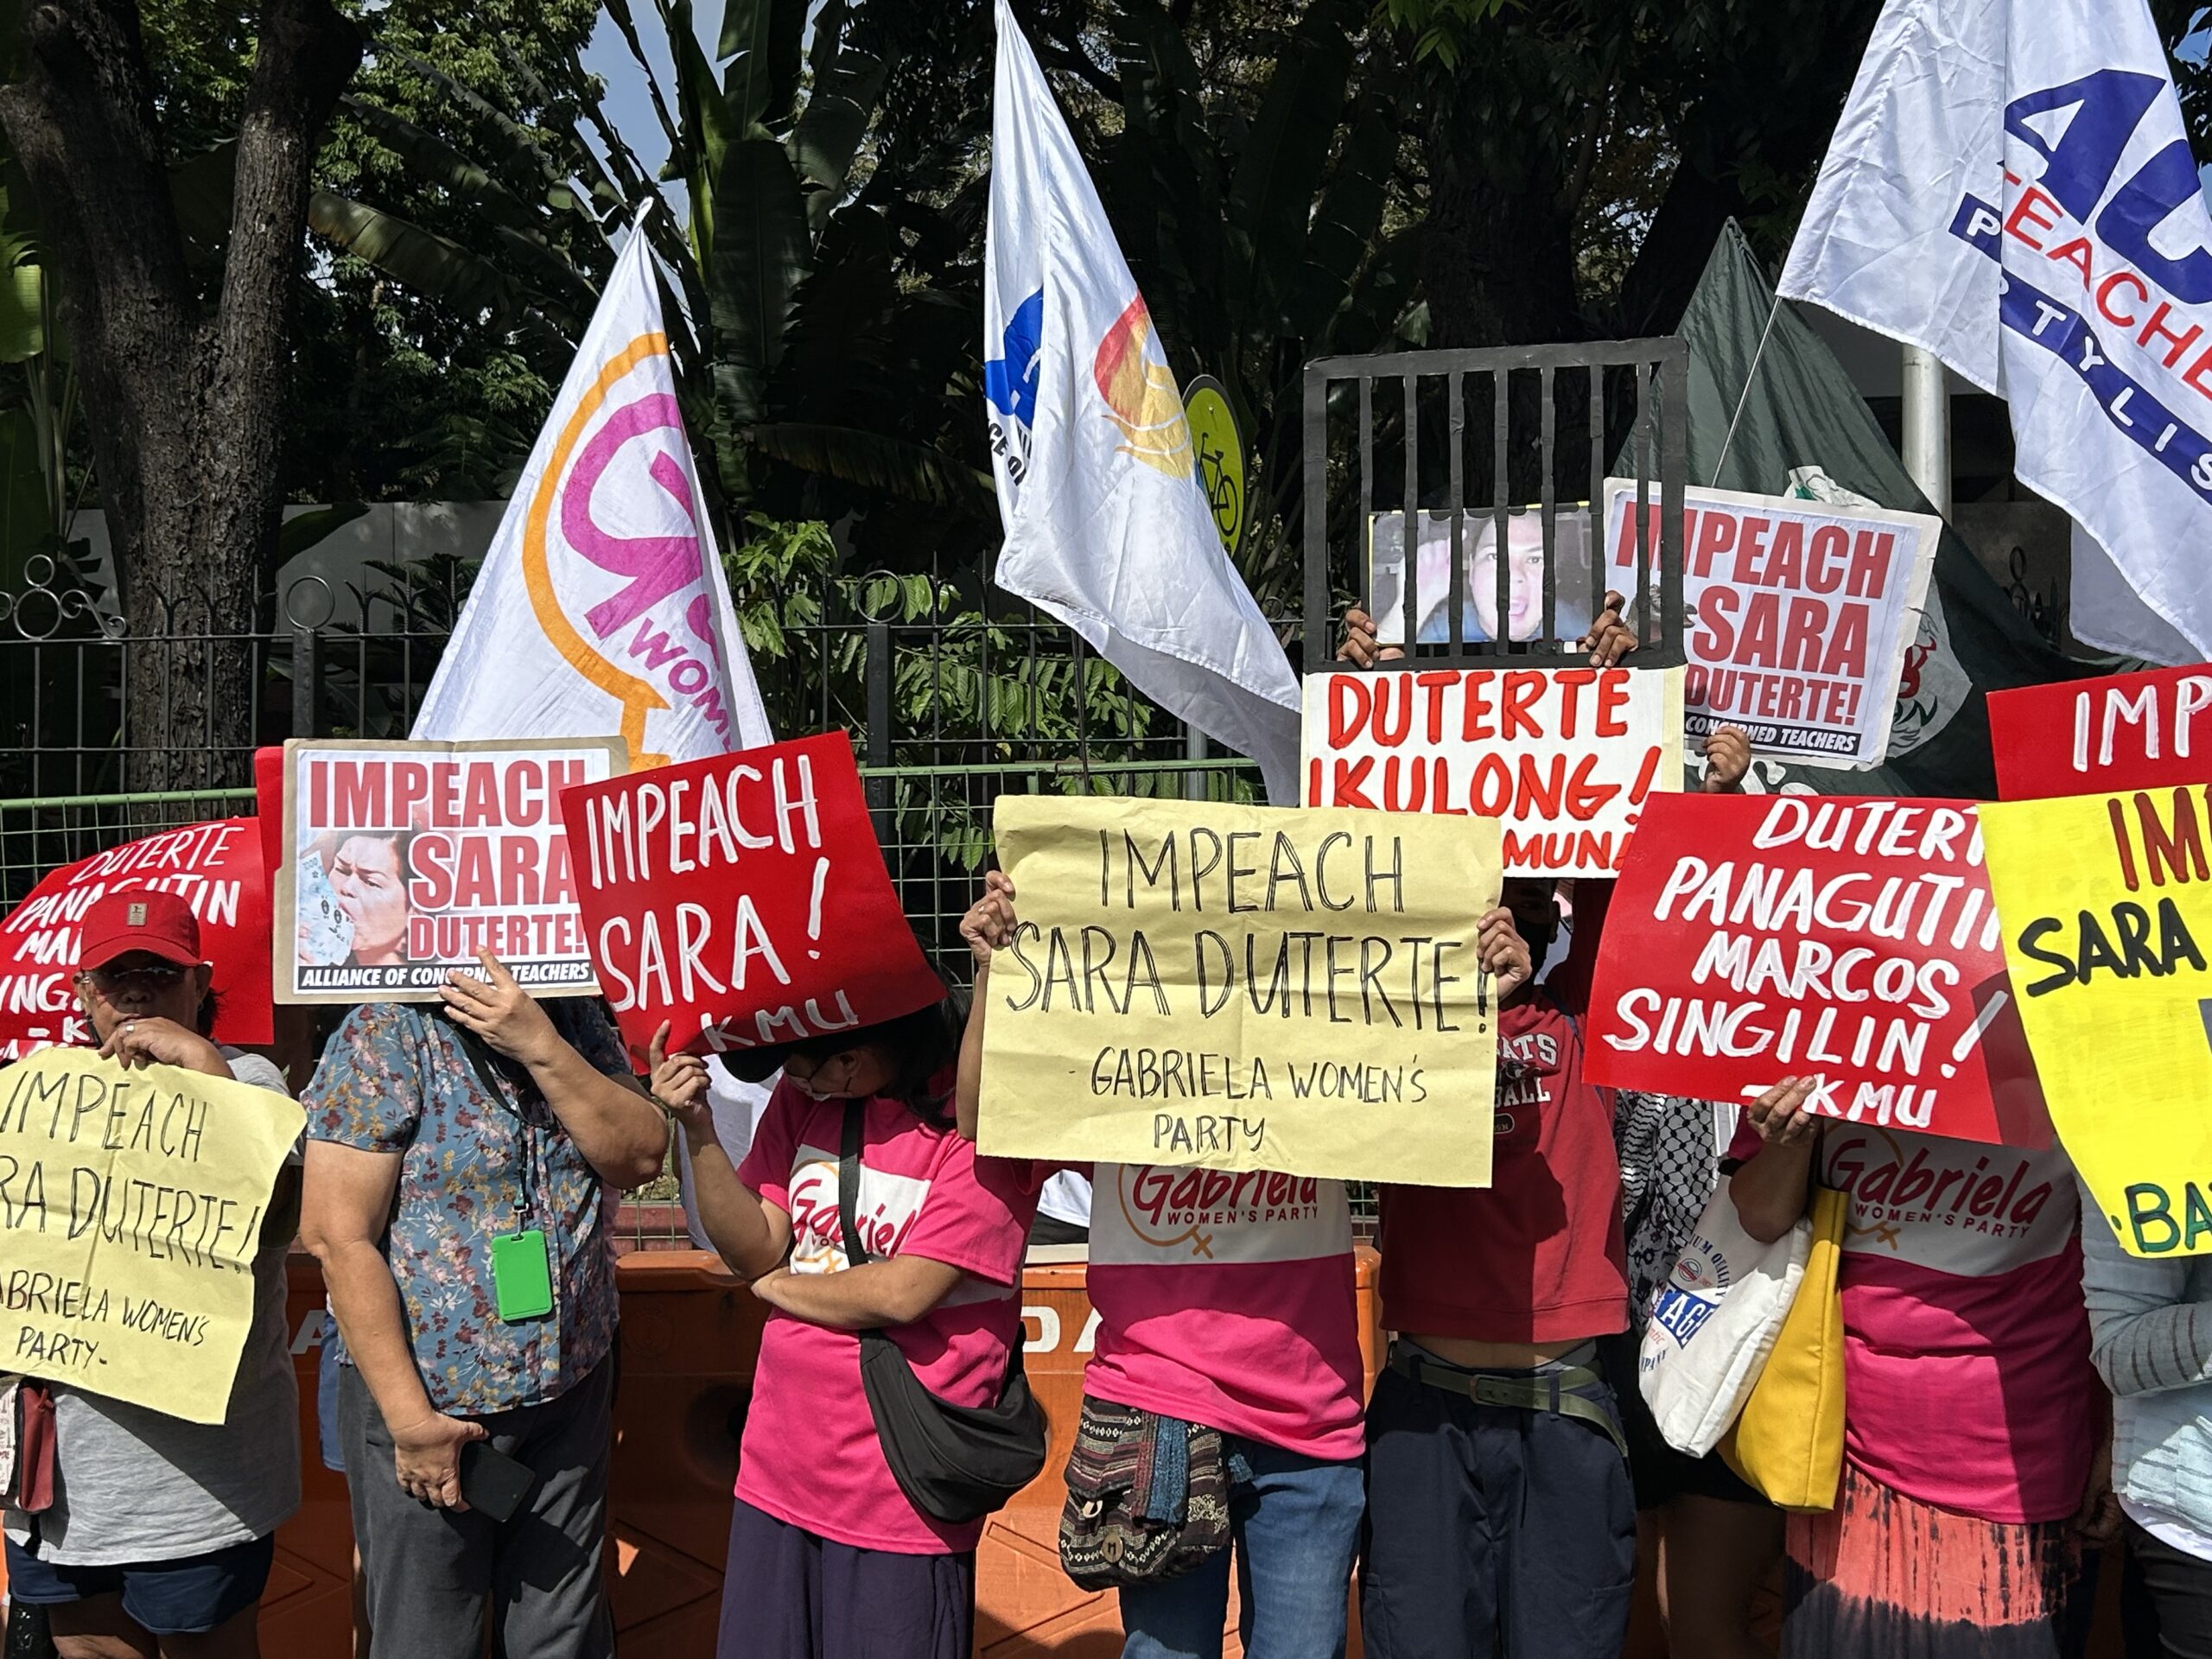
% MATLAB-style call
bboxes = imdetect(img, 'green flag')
[1652,220,2124,798]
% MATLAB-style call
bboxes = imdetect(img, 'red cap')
[76,888,205,971]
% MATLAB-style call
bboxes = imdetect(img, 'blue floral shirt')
[304,1000,637,1414]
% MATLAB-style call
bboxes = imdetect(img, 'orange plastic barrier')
[0,1244,2132,1656]
[0,1245,1373,1656]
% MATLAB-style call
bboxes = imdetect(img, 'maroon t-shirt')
[1377,885,1630,1343]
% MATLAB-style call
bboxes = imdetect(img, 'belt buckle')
[1468,1375,1517,1409]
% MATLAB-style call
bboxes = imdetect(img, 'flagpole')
[1899,343,1951,518]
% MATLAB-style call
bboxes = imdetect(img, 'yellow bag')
[1719,1185,1847,1511]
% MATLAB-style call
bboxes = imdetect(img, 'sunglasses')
[84,963,191,993]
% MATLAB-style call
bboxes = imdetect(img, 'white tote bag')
[1637,1186,1810,1458]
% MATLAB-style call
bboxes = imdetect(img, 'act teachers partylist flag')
[411,208,775,1237]
[984,0,1300,804]
[1780,0,2212,659]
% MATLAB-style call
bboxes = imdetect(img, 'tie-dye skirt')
[1783,1462,2084,1657]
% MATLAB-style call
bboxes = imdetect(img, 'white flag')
[412,214,774,1232]
[414,219,772,764]
[2071,519,2196,663]
[985,0,1301,803]
[1780,0,2212,658]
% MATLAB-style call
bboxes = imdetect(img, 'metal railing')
[0,542,1278,1247]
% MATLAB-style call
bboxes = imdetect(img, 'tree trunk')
[0,0,358,791]
[1419,98,1582,353]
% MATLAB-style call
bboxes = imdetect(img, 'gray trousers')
[338,1355,615,1659]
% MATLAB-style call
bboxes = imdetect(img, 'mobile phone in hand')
[457,1440,535,1523]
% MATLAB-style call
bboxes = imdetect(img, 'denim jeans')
[1117,1435,1364,1659]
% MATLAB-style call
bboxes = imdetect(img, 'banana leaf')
[746,421,992,508]
[341,98,553,240]
[308,192,533,322]
[705,137,810,425]
[719,0,810,132]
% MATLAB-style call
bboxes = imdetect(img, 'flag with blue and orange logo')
[984,0,1300,803]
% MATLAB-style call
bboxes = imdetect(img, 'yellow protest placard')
[0,1048,304,1421]
[1980,787,2212,1256]
[977,796,1503,1185]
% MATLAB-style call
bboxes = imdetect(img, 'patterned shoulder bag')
[1057,1395,1231,1588]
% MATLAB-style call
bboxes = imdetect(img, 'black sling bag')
[835,1102,1047,1524]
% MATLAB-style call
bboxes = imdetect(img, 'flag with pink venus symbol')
[414,208,772,772]
[413,206,778,1240]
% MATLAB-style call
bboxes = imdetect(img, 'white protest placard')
[1300,665,1684,877]
[275,737,626,1002]
[1604,480,1936,770]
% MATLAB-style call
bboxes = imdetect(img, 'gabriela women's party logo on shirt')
[1821,1128,2069,1274]
[784,1147,930,1274]
[1091,1164,1351,1267]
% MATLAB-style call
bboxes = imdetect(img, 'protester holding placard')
[1607,1084,1784,1659]
[954,869,1529,1659]
[2,892,300,1659]
[297,957,664,1659]
[2079,1201,2212,1652]
[1728,1077,2109,1657]
[646,987,1038,1659]
[1346,595,1756,1659]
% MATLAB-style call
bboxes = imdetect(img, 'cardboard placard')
[1603,480,1938,769]
[275,737,625,1002]
[0,1049,304,1421]
[0,821,273,1059]
[1300,664,1683,877]
[976,795,1503,1185]
[1987,663,2212,799]
[563,732,944,1058]
[1980,785,2212,1255]
[1583,793,2048,1147]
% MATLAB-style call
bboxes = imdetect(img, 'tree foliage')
[16,0,2212,773]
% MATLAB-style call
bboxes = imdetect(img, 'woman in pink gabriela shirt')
[648,990,1038,1659]
[1730,1074,2113,1658]
[956,871,1534,1659]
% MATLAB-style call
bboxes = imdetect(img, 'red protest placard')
[1987,663,2212,798]
[1299,664,1684,877]
[0,819,274,1058]
[1582,793,2049,1147]
[562,731,944,1058]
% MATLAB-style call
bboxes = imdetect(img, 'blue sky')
[577,1,831,200]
